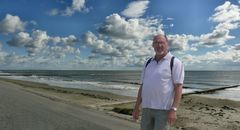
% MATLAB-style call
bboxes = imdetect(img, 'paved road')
[0,80,139,130]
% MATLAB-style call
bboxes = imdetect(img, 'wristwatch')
[171,107,177,111]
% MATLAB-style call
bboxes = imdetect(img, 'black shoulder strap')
[170,56,175,73]
[145,56,174,73]
[145,58,152,68]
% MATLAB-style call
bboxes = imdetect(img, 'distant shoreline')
[0,73,240,101]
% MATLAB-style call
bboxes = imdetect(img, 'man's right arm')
[132,84,142,121]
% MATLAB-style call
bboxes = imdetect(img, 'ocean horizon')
[1,70,240,101]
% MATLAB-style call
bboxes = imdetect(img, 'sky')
[0,0,240,70]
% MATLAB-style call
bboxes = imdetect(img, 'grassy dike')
[0,78,136,115]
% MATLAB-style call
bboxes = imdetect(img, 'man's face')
[152,35,168,55]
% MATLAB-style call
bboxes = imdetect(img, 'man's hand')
[167,110,177,125]
[132,108,140,122]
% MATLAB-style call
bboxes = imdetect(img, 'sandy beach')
[0,78,240,130]
[104,95,240,130]
[174,95,240,130]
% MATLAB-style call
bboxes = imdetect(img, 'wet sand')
[1,78,240,130]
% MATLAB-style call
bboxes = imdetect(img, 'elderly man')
[132,34,184,130]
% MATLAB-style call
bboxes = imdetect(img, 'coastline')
[1,77,240,130]
[0,78,135,109]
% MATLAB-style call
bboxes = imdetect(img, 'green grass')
[112,107,133,115]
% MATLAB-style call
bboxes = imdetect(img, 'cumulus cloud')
[110,38,153,58]
[182,54,203,65]
[48,0,88,16]
[163,2,239,53]
[0,42,8,63]
[167,34,193,51]
[82,31,121,56]
[121,0,149,18]
[1,31,81,69]
[99,13,164,39]
[189,2,239,49]
[182,46,240,67]
[3,53,30,65]
[201,50,233,61]
[209,1,240,30]
[0,14,26,34]
[0,51,63,69]
[233,44,240,50]
[7,30,79,56]
[3,1,240,70]
[49,45,78,59]
[61,35,79,45]
[63,0,87,16]
[81,31,153,67]
[209,1,240,24]
[7,32,32,47]
[25,30,49,55]
[197,29,234,47]
[79,13,172,67]
[0,12,161,68]
[184,1,238,49]
[83,12,163,55]
[50,35,78,46]
[169,1,240,69]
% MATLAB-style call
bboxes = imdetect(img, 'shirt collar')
[152,52,172,61]
[163,52,172,60]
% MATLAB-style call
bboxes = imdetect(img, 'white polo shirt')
[140,52,184,110]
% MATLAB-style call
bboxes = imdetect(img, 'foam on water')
[204,86,240,101]
[1,70,240,100]
[0,72,11,76]
[0,75,139,97]
[0,75,202,97]
[183,88,202,94]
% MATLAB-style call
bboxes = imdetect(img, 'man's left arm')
[172,83,183,109]
[167,83,183,125]
[168,58,184,125]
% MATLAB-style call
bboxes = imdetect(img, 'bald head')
[153,34,168,43]
[152,34,169,56]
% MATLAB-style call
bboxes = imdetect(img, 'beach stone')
[221,106,235,111]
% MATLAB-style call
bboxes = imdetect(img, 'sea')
[0,70,240,101]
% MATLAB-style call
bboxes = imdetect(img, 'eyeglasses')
[153,41,165,45]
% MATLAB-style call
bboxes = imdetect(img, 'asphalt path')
[0,80,139,130]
